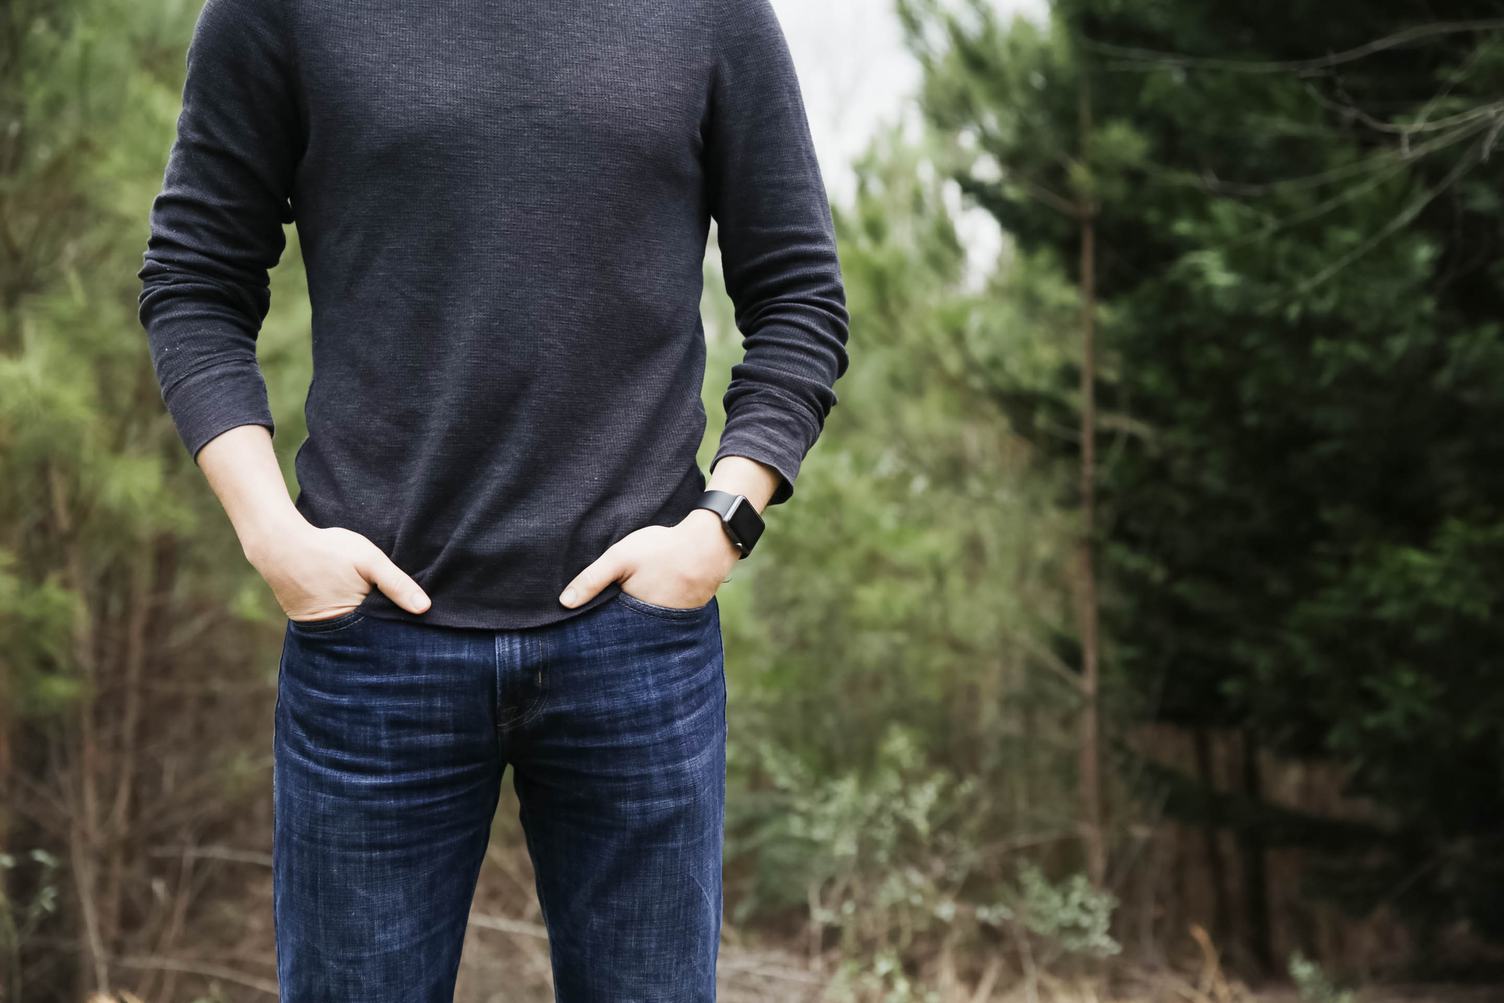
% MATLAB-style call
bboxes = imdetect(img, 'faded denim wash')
[272,590,727,1001]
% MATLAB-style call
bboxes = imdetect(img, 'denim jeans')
[272,589,727,1002]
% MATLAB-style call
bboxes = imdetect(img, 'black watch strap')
[694,489,765,559]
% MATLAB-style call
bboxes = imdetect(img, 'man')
[136,0,848,998]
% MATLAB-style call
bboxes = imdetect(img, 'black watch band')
[694,489,765,559]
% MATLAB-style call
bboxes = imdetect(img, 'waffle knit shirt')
[137,0,850,628]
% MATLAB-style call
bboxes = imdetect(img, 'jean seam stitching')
[288,612,366,634]
[616,592,713,621]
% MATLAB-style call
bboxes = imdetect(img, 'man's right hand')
[244,522,432,623]
[193,425,431,623]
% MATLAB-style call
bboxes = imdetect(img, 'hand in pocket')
[558,509,740,611]
[245,522,430,622]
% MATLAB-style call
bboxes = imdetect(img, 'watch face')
[724,495,763,552]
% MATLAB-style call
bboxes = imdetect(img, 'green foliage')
[1289,951,1356,1003]
[906,0,1504,949]
[0,849,60,1002]
[979,861,1120,960]
[714,123,1093,981]
[731,722,1114,987]
[826,949,944,1003]
[1,0,306,992]
[1,0,305,671]
[715,121,1078,812]
[736,725,980,939]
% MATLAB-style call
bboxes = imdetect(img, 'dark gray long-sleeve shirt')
[137,0,850,629]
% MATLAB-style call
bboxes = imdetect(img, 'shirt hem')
[352,581,625,631]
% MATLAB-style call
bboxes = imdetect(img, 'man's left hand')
[559,507,742,610]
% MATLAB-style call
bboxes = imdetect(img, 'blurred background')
[4,0,1504,1000]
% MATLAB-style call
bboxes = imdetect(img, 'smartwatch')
[694,489,765,559]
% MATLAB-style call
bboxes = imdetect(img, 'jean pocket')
[615,589,715,621]
[287,609,367,634]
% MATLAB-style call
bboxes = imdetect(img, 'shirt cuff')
[710,396,822,506]
[160,360,277,462]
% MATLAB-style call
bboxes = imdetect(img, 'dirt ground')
[450,910,1502,1003]
[431,829,1504,1003]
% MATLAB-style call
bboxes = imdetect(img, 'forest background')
[5,0,1504,1000]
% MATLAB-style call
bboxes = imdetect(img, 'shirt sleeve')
[704,0,851,506]
[136,0,303,462]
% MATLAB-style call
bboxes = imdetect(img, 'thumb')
[355,544,432,615]
[560,547,629,608]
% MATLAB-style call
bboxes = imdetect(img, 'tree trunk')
[1075,74,1106,890]
[1239,729,1274,972]
[1194,728,1232,946]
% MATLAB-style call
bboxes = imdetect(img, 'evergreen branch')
[1084,19,1504,75]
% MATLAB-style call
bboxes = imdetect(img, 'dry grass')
[449,915,1500,1003]
[446,837,1504,1003]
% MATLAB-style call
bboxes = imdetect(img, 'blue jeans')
[272,590,727,1001]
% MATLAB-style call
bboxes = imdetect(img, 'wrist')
[692,487,765,560]
[683,506,742,566]
[239,509,311,567]
[705,455,778,512]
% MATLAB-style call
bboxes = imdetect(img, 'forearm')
[704,454,780,514]
[197,424,304,563]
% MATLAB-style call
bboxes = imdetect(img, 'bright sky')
[769,0,1046,276]
[769,0,921,201]
[772,0,1046,198]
